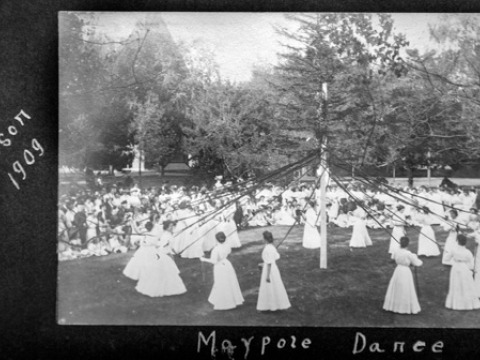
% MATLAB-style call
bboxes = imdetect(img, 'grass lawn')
[57,225,480,327]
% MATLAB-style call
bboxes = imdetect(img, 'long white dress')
[445,246,480,310]
[302,208,321,249]
[442,221,458,265]
[159,231,174,254]
[123,234,159,281]
[207,243,244,310]
[349,216,372,248]
[417,214,441,257]
[151,222,163,240]
[135,234,187,297]
[388,213,407,258]
[222,205,242,248]
[178,210,204,259]
[473,233,480,297]
[328,199,340,221]
[257,244,291,311]
[383,248,422,314]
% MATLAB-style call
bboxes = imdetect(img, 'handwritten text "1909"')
[1,110,44,190]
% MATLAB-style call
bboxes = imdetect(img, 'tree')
[117,15,190,177]
[403,14,480,164]
[273,13,410,172]
[60,13,194,174]
[128,92,183,176]
[59,12,138,170]
[378,74,466,183]
[85,100,136,171]
[182,80,281,178]
[171,44,291,179]
[273,13,478,185]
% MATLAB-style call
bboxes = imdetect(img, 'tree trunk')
[407,166,414,187]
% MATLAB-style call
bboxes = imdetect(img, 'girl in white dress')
[468,216,480,294]
[223,202,242,248]
[445,234,480,310]
[257,231,291,311]
[150,212,164,240]
[159,220,175,254]
[442,209,459,265]
[417,207,441,257]
[471,229,480,297]
[123,222,160,281]
[328,198,340,222]
[135,220,187,298]
[200,232,244,310]
[383,236,423,314]
[302,202,321,249]
[388,205,407,258]
[349,207,372,248]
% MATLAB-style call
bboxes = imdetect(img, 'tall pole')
[320,82,328,269]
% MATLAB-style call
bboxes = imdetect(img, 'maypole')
[320,82,328,269]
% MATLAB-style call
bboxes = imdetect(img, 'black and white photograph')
[56,11,480,329]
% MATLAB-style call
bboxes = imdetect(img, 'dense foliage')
[59,12,480,181]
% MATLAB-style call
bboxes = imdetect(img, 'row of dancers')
[302,199,480,314]
[384,234,480,314]
[345,203,479,264]
[123,218,480,317]
[123,225,290,312]
[123,206,480,317]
